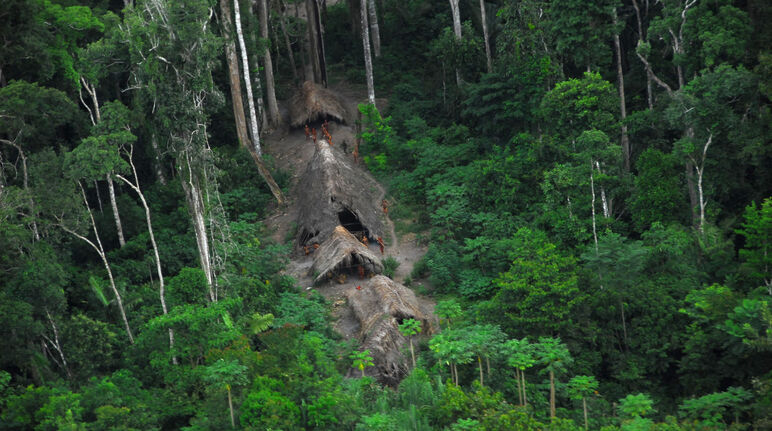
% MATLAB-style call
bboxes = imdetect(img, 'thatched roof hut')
[345,276,429,386]
[289,81,348,127]
[296,141,384,246]
[311,226,383,284]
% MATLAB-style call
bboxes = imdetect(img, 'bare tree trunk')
[93,180,104,213]
[522,372,528,406]
[150,134,167,185]
[278,0,299,82]
[360,0,375,106]
[221,0,285,205]
[409,337,416,368]
[478,355,484,387]
[306,0,322,83]
[367,0,381,57]
[181,151,215,302]
[583,398,588,430]
[116,145,175,362]
[62,183,134,344]
[228,386,235,428]
[515,369,523,405]
[685,127,699,229]
[106,175,126,247]
[549,370,556,418]
[449,0,462,86]
[631,0,653,109]
[613,9,630,171]
[258,0,280,126]
[691,133,712,235]
[43,309,72,380]
[590,163,599,254]
[312,0,328,86]
[234,0,265,146]
[479,0,492,73]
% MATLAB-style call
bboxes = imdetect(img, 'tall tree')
[258,0,280,126]
[448,0,463,85]
[479,0,492,73]
[220,0,285,205]
[367,0,381,57]
[360,0,375,106]
[234,0,264,148]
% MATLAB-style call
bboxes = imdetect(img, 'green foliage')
[382,256,400,279]
[737,198,772,289]
[678,386,752,426]
[399,318,422,337]
[350,350,375,377]
[239,388,300,430]
[618,393,656,419]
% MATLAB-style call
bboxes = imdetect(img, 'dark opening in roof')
[338,208,369,239]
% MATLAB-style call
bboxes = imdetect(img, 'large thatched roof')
[289,81,348,127]
[311,226,383,284]
[345,275,428,386]
[296,141,384,246]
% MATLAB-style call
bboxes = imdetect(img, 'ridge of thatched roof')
[296,142,384,247]
[289,81,348,127]
[311,226,383,284]
[345,276,428,386]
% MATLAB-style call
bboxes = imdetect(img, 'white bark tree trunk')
[0,138,39,240]
[106,175,126,247]
[181,151,216,302]
[116,145,175,362]
[234,0,264,153]
[449,0,462,86]
[692,133,712,235]
[367,0,381,57]
[258,0,280,126]
[62,183,134,344]
[360,0,375,106]
[590,163,599,254]
[479,0,492,73]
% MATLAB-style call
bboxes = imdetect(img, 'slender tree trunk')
[106,175,126,247]
[478,355,484,387]
[93,180,103,213]
[278,0,298,82]
[613,9,630,171]
[150,134,167,185]
[43,309,72,380]
[409,337,416,368]
[234,0,264,146]
[522,372,528,406]
[116,146,175,362]
[360,0,375,106]
[590,163,599,253]
[227,385,235,428]
[306,0,322,83]
[449,0,462,86]
[258,0,280,125]
[367,0,381,57]
[515,369,523,405]
[630,0,653,109]
[221,0,285,205]
[313,0,328,86]
[181,152,216,302]
[479,0,492,73]
[62,183,134,344]
[549,370,556,418]
[486,356,491,378]
[693,133,712,235]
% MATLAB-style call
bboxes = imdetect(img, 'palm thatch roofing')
[345,275,429,386]
[296,141,384,247]
[289,81,348,127]
[310,226,383,284]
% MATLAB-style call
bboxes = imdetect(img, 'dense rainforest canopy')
[0,0,770,429]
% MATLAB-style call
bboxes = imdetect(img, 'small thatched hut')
[296,141,384,246]
[311,226,383,284]
[345,276,429,386]
[289,81,348,127]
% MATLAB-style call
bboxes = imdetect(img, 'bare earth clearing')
[260,82,435,345]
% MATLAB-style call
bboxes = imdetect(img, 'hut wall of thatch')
[345,276,428,386]
[296,142,384,247]
[289,81,349,127]
[311,226,383,283]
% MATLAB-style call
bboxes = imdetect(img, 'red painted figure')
[358,265,365,280]
[312,128,317,143]
[377,236,385,254]
[382,199,389,215]
[304,124,310,139]
[361,235,368,247]
[356,285,362,290]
